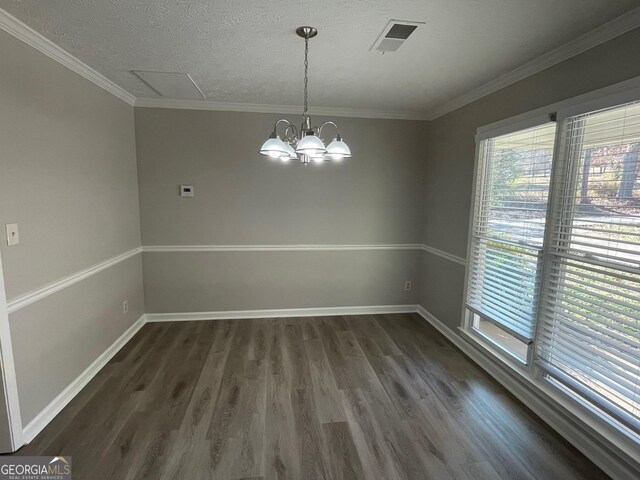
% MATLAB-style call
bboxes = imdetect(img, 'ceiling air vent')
[371,20,424,53]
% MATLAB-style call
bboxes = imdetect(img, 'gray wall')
[135,108,426,312]
[0,30,144,425]
[420,27,640,331]
[9,257,143,423]
[143,250,418,312]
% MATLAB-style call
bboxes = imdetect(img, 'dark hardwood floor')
[16,314,608,479]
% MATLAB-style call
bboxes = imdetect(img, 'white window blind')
[537,101,640,433]
[467,123,557,342]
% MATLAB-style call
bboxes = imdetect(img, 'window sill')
[467,324,528,366]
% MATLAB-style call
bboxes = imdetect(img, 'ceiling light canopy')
[259,27,351,165]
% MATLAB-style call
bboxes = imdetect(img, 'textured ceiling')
[1,0,639,114]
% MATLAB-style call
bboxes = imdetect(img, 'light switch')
[5,223,19,246]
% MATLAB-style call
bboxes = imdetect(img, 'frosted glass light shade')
[259,135,288,158]
[296,132,326,156]
[282,143,297,160]
[326,137,351,160]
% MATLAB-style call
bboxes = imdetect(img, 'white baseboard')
[22,314,146,444]
[21,305,413,445]
[415,306,639,480]
[20,303,638,480]
[145,304,418,322]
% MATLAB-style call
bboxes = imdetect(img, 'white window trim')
[474,75,640,142]
[461,75,640,472]
[475,113,554,142]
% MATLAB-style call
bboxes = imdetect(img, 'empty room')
[1,1,639,479]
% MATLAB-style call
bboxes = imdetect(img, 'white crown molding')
[6,247,142,314]
[22,314,146,444]
[142,244,425,253]
[2,5,639,121]
[420,244,466,266]
[0,8,135,106]
[426,7,640,121]
[134,97,430,121]
[416,306,640,480]
[145,304,417,323]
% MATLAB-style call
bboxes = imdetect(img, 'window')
[466,122,557,356]
[536,101,640,434]
[465,96,640,442]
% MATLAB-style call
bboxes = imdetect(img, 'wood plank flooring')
[14,314,609,479]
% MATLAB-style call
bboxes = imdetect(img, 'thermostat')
[180,185,194,197]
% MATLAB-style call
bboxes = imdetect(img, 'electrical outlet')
[123,300,129,314]
[404,281,412,291]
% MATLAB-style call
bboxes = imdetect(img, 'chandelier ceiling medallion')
[259,26,351,165]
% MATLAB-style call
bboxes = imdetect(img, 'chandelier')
[259,26,351,165]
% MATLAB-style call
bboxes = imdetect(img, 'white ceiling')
[1,0,639,117]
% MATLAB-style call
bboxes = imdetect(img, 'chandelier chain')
[303,37,309,122]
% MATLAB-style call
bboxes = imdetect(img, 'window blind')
[537,101,640,433]
[467,123,557,342]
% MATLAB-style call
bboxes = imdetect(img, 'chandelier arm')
[318,121,339,140]
[272,118,292,136]
[284,124,299,143]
